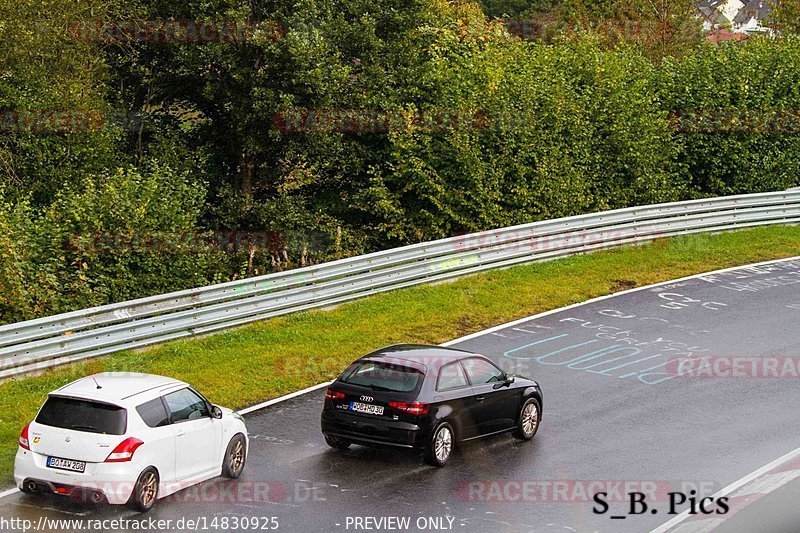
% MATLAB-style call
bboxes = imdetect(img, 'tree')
[658,36,800,197]
[559,0,704,60]
[0,164,213,322]
[477,0,558,18]
[771,0,800,34]
[0,0,126,204]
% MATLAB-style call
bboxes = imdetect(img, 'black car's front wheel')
[424,422,454,467]
[324,435,352,450]
[515,398,541,440]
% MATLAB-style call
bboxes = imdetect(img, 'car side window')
[164,388,210,423]
[462,358,504,385]
[136,397,170,428]
[437,361,469,391]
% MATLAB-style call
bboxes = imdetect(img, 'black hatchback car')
[320,344,543,466]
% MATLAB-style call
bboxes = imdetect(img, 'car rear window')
[36,396,127,435]
[340,361,424,392]
[136,397,170,428]
[437,361,469,391]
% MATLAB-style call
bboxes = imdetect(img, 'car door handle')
[475,396,485,403]
[176,430,186,437]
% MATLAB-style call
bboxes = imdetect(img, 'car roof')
[51,372,187,405]
[364,344,478,359]
[363,344,483,365]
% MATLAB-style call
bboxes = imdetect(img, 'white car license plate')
[350,402,384,415]
[47,457,86,473]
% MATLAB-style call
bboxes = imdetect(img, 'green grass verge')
[1,226,799,484]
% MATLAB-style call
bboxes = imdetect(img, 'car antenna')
[92,377,102,389]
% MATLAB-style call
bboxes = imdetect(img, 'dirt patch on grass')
[455,315,477,335]
[610,279,637,292]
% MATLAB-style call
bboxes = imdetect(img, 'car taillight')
[105,437,144,462]
[325,389,345,401]
[19,423,30,450]
[389,401,429,416]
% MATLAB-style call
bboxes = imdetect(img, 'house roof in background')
[733,0,773,25]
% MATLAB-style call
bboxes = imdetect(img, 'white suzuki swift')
[14,372,248,512]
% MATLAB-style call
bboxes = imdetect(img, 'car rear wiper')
[369,384,399,392]
[70,424,101,431]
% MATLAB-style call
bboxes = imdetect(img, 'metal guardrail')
[1,190,799,379]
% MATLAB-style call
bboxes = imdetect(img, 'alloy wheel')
[434,425,453,463]
[522,402,539,437]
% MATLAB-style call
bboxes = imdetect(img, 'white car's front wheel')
[222,434,247,479]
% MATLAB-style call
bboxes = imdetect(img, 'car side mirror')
[493,374,515,389]
[212,405,223,419]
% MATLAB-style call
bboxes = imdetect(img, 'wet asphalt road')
[2,257,800,532]
[714,475,800,532]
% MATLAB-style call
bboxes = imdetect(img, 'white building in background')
[697,0,773,35]
[732,0,773,33]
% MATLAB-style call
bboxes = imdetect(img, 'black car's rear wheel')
[424,422,454,467]
[324,435,352,450]
[515,398,541,440]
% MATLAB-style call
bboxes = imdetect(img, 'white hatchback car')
[14,372,248,512]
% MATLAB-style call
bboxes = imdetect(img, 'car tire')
[128,467,159,513]
[324,435,352,450]
[514,398,541,440]
[424,422,455,467]
[222,434,247,479]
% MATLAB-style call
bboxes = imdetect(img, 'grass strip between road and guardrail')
[1,225,799,485]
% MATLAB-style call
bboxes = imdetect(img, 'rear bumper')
[18,478,110,504]
[321,410,429,448]
[14,448,136,505]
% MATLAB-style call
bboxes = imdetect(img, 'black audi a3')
[320,344,543,466]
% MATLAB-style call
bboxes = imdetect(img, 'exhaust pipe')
[25,481,37,493]
[89,491,103,503]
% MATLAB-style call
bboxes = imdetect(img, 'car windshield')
[340,361,424,392]
[36,396,127,435]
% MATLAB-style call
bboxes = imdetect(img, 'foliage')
[477,0,557,18]
[658,36,800,196]
[559,0,705,60]
[0,166,212,322]
[355,32,680,242]
[0,0,799,323]
[771,0,800,34]
[0,0,126,204]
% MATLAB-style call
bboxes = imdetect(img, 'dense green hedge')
[659,37,800,196]
[1,0,799,324]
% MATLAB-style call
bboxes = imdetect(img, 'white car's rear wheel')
[128,467,159,512]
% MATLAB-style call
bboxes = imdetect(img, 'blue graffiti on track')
[503,334,679,385]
